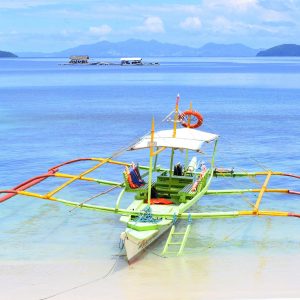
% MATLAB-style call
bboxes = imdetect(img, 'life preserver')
[179,110,203,129]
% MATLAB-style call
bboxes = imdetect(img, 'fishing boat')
[1,95,299,263]
[120,57,159,66]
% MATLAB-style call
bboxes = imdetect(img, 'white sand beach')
[2,253,300,300]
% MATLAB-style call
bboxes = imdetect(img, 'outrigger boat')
[1,95,300,263]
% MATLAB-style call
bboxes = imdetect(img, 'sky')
[0,0,300,52]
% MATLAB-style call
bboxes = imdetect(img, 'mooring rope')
[69,184,122,212]
[199,217,255,254]
[204,122,270,172]
[39,254,122,300]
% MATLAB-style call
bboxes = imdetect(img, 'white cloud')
[210,16,234,33]
[209,16,278,35]
[226,0,258,11]
[204,0,258,12]
[261,9,290,22]
[136,16,164,33]
[89,25,112,36]
[0,0,59,9]
[180,17,202,31]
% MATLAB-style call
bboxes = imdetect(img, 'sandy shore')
[1,252,300,300]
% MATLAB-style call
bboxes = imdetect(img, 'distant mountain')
[17,39,260,58]
[198,43,260,57]
[16,51,46,57]
[50,39,199,57]
[0,50,17,58]
[257,44,300,56]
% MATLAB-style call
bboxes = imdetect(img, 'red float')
[179,110,204,129]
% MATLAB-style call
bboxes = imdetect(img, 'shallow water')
[0,57,300,265]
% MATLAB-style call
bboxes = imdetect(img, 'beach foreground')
[2,253,300,300]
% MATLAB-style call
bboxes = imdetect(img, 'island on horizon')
[0,50,18,58]
[3,40,300,58]
[257,44,300,57]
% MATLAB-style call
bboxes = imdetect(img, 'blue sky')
[0,0,299,52]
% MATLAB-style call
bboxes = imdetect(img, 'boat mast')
[147,117,155,205]
[184,101,193,168]
[173,94,180,137]
[169,94,180,176]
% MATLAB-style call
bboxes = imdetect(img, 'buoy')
[179,110,203,129]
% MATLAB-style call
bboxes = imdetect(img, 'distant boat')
[59,55,97,66]
[120,57,159,66]
[60,56,159,66]
[69,55,90,64]
[120,57,143,65]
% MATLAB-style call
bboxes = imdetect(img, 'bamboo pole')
[206,188,289,195]
[184,101,193,169]
[253,171,272,213]
[115,188,126,211]
[45,159,111,198]
[173,94,180,138]
[179,139,218,214]
[54,173,122,186]
[7,189,300,219]
[147,117,155,205]
[169,94,180,180]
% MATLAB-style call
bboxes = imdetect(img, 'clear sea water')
[0,57,300,262]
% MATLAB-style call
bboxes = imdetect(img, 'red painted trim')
[288,190,300,195]
[0,170,57,203]
[281,173,300,179]
[1,158,95,203]
[48,158,93,172]
[288,212,300,218]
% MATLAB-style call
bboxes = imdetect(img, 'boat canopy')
[120,57,142,61]
[129,128,218,152]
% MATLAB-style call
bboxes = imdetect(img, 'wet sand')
[2,253,300,300]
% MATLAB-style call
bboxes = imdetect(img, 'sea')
[0,57,300,298]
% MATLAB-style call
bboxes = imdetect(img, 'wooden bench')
[154,174,193,202]
[178,171,210,203]
[178,183,196,203]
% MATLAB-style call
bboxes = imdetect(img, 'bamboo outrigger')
[1,95,299,263]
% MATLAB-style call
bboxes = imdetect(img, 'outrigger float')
[1,95,300,263]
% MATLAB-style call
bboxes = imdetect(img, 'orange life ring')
[179,110,203,129]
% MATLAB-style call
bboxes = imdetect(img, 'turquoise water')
[0,57,300,261]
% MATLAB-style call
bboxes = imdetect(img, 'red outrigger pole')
[0,158,97,203]
[0,169,57,203]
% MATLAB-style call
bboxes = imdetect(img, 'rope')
[204,122,270,173]
[235,166,262,186]
[69,185,122,212]
[214,170,257,210]
[134,205,159,223]
[150,250,167,259]
[172,213,177,225]
[66,126,157,213]
[66,113,172,213]
[199,217,254,254]
[39,254,122,300]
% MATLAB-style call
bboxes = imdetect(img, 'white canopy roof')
[129,128,218,152]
